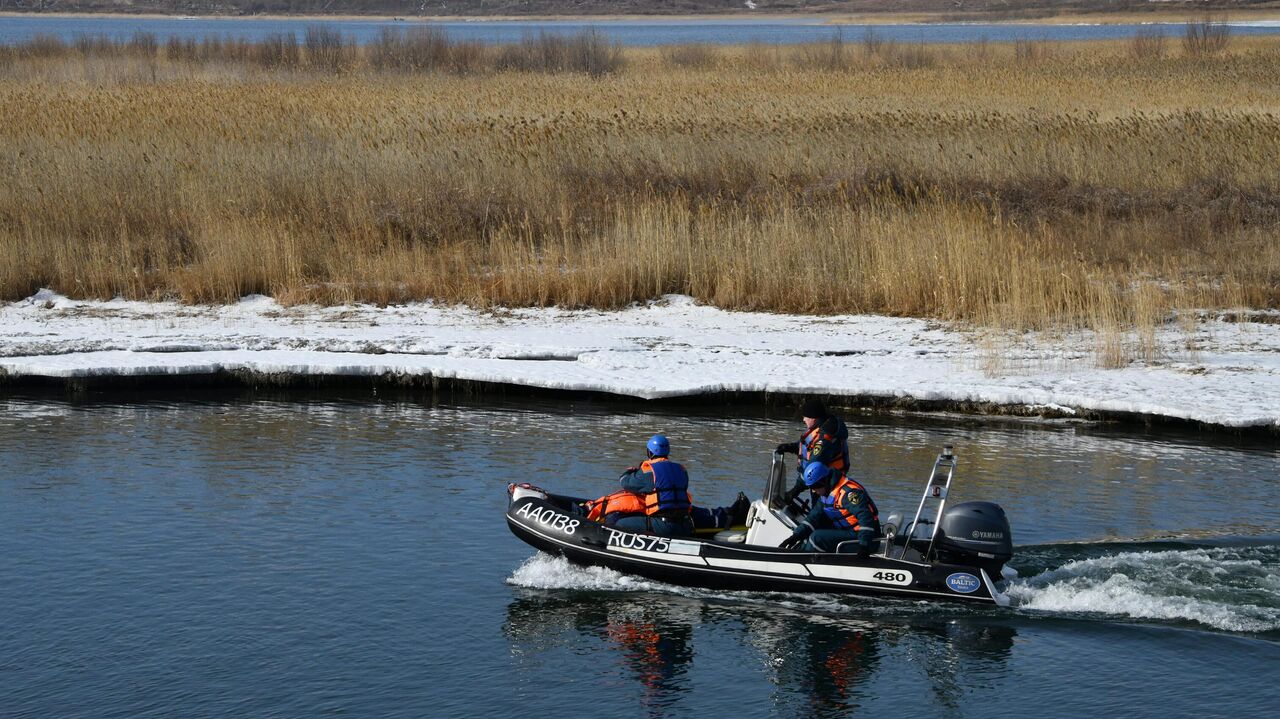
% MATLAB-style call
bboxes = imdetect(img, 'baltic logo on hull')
[946,572,981,593]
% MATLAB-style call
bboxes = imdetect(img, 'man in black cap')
[775,398,851,506]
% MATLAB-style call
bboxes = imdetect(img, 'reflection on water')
[504,589,1019,718]
[506,594,697,715]
[605,613,693,706]
[741,611,885,717]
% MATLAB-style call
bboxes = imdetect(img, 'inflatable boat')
[507,445,1014,605]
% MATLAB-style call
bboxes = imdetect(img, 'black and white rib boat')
[507,445,1014,605]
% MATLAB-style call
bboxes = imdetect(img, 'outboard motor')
[934,501,1013,576]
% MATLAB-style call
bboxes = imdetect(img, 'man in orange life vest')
[775,398,851,506]
[584,434,696,537]
[582,435,748,538]
[779,462,881,557]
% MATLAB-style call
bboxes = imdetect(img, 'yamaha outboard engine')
[934,501,1013,576]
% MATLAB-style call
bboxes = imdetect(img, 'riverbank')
[3,291,1277,433]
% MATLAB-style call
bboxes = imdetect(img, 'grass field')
[1,28,1277,364]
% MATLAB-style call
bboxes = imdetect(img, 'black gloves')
[780,523,812,550]
[779,534,805,549]
[782,480,809,509]
[775,442,798,455]
[855,530,874,560]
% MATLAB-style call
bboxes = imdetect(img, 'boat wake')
[509,552,664,592]
[1005,543,1280,634]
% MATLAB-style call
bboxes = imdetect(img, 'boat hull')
[507,493,1005,605]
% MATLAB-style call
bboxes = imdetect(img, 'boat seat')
[714,529,747,543]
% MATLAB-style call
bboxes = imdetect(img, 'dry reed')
[1129,28,1167,60]
[1,32,1278,366]
[660,43,721,69]
[1183,15,1232,57]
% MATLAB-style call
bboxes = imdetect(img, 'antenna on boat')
[896,444,957,560]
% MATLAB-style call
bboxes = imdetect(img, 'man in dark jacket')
[779,463,880,557]
[775,398,850,505]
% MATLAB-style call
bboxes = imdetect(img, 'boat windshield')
[763,453,789,506]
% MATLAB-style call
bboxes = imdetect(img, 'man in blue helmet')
[582,434,748,538]
[778,462,881,558]
[611,434,695,537]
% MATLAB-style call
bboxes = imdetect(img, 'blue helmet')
[646,434,670,458]
[802,462,832,488]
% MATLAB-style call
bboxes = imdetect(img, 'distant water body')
[4,15,1280,46]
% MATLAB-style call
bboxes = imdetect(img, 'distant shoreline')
[4,9,1280,26]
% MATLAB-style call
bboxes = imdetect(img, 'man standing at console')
[775,398,850,505]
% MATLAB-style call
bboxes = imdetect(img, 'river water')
[1,396,1277,718]
[4,15,1280,46]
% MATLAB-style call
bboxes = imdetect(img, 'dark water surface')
[4,16,1280,46]
[1,397,1277,718]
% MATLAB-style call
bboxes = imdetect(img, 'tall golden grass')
[1,30,1278,364]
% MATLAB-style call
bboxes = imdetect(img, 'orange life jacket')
[586,489,647,522]
[640,458,693,517]
[586,459,694,521]
[820,475,880,531]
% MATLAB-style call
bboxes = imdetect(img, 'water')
[1,396,1277,718]
[4,15,1280,46]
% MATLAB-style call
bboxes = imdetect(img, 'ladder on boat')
[894,444,957,561]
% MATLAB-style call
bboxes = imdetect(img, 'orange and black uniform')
[780,415,851,501]
[798,416,851,475]
[790,472,880,554]
[816,475,879,534]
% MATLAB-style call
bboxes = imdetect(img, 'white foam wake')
[1007,547,1280,633]
[507,553,664,592]
[506,553,908,621]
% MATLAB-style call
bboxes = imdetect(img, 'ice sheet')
[3,291,1277,430]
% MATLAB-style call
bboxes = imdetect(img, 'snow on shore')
[2,290,1277,430]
